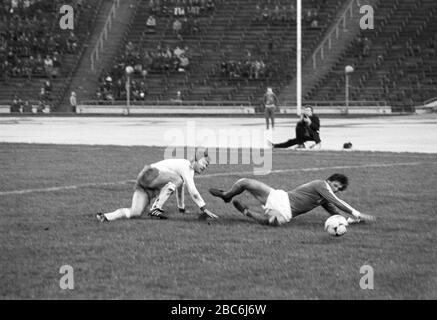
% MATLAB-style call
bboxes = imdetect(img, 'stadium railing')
[311,0,363,70]
[77,99,389,109]
[424,96,437,106]
[79,100,253,107]
[90,0,121,71]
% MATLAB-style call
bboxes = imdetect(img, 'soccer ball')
[324,215,348,237]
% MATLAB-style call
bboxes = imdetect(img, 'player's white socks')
[104,208,130,221]
[150,182,176,211]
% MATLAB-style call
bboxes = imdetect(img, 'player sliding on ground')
[209,173,375,226]
[97,149,218,222]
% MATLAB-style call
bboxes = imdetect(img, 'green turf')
[0,143,436,299]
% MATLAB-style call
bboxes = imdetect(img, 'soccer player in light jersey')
[209,173,375,226]
[97,149,218,222]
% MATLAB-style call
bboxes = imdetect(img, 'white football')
[324,215,349,237]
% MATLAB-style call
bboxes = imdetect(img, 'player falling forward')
[97,149,218,222]
[209,173,375,226]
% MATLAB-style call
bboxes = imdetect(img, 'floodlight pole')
[345,65,354,115]
[126,72,131,115]
[345,73,349,114]
[296,0,302,115]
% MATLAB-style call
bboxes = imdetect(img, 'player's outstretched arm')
[355,212,376,222]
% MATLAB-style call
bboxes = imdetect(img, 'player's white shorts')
[262,189,292,225]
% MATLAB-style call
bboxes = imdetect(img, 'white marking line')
[0,161,430,196]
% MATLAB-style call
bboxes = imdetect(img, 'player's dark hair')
[304,105,314,112]
[327,173,348,190]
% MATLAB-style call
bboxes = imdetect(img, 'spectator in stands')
[178,54,189,72]
[23,100,32,113]
[34,55,45,76]
[270,105,321,149]
[174,45,184,58]
[44,80,52,95]
[174,90,183,104]
[146,15,157,33]
[10,95,21,113]
[39,87,47,104]
[125,41,135,56]
[191,18,200,35]
[272,5,280,23]
[70,91,77,113]
[262,6,269,21]
[95,90,104,104]
[67,32,78,53]
[288,3,296,22]
[363,37,371,57]
[139,81,148,97]
[148,0,158,15]
[253,4,262,23]
[173,18,182,39]
[304,9,313,25]
[37,100,45,113]
[206,0,215,13]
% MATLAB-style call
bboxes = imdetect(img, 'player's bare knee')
[126,208,142,219]
[165,182,177,194]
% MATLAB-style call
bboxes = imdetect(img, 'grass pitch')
[0,143,436,299]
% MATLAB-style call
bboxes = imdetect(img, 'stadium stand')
[0,0,102,111]
[3,0,435,112]
[305,0,437,111]
[96,0,349,106]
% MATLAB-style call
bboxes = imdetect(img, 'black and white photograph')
[0,0,436,305]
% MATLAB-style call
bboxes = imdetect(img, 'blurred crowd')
[96,41,192,101]
[147,0,220,17]
[0,0,85,81]
[252,0,322,28]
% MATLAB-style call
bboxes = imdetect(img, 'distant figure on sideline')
[263,87,279,130]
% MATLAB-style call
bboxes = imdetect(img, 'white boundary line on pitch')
[0,161,431,196]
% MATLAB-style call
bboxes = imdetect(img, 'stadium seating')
[0,0,102,110]
[305,0,437,111]
[100,0,348,105]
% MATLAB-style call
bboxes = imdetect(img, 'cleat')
[96,212,108,222]
[232,200,249,215]
[209,188,231,203]
[148,208,168,219]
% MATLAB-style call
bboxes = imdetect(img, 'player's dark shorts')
[265,106,275,118]
[134,165,160,198]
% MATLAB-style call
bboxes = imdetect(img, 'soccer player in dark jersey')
[209,173,375,226]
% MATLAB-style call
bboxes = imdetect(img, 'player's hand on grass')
[359,213,376,222]
[199,206,219,220]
